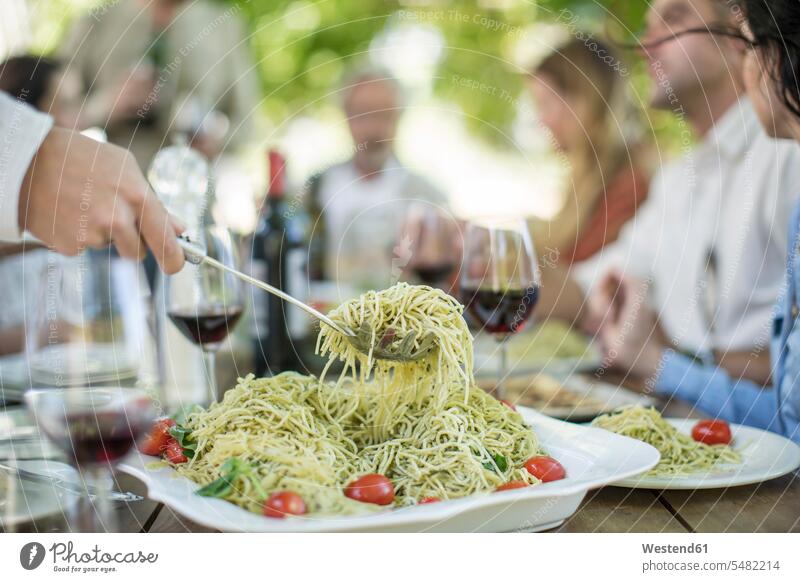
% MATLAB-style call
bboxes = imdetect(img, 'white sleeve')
[0,92,54,242]
[571,167,667,294]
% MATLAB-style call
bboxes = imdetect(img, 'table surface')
[6,391,800,533]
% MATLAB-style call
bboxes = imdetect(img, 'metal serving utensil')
[176,234,435,362]
[0,462,143,503]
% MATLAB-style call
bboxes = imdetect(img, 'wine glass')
[24,386,154,532]
[165,225,244,402]
[459,219,540,399]
[402,203,461,288]
[23,249,158,532]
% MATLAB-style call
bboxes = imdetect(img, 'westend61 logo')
[19,541,158,574]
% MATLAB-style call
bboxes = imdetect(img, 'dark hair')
[0,55,60,110]
[737,0,800,119]
[633,1,800,119]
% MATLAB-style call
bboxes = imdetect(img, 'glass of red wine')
[459,219,540,400]
[403,203,460,289]
[25,386,154,532]
[23,249,158,531]
[165,225,244,402]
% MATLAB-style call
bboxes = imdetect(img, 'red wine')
[460,286,539,334]
[42,411,149,465]
[414,263,455,285]
[168,306,243,346]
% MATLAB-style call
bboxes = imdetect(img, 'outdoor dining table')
[108,394,800,534]
[6,383,800,533]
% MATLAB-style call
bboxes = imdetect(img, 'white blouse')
[0,92,54,242]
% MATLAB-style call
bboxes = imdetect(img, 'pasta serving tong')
[176,234,436,362]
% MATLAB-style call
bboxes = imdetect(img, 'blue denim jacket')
[654,202,800,443]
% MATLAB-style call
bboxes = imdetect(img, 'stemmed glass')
[24,249,157,532]
[459,219,540,399]
[165,225,244,402]
[402,203,460,288]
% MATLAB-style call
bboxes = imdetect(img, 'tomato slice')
[163,438,188,464]
[495,480,529,492]
[139,418,176,456]
[344,474,395,505]
[418,496,441,504]
[263,491,306,518]
[691,419,732,445]
[524,455,566,482]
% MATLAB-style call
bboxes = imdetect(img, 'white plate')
[29,343,138,386]
[478,374,657,422]
[0,459,79,528]
[611,419,800,490]
[119,407,660,532]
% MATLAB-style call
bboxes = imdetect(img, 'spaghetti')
[591,406,741,477]
[317,283,474,440]
[171,283,542,516]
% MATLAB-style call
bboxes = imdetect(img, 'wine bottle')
[250,150,307,375]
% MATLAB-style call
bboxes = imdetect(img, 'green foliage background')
[35,1,673,148]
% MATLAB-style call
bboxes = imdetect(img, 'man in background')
[306,67,448,291]
[538,0,800,386]
[61,0,260,166]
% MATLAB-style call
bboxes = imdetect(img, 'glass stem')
[204,350,217,404]
[497,338,508,401]
[75,466,116,532]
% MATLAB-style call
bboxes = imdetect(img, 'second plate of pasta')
[606,417,800,490]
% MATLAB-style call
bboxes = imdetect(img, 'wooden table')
[7,395,800,533]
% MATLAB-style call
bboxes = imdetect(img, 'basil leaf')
[171,405,202,427]
[196,476,233,498]
[492,454,508,473]
[169,425,197,454]
[195,457,251,499]
[481,451,508,474]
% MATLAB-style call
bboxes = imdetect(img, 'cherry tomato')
[139,418,176,456]
[524,455,566,483]
[163,438,188,464]
[419,497,441,504]
[499,399,517,411]
[263,491,306,518]
[495,480,529,492]
[691,419,732,445]
[344,474,395,505]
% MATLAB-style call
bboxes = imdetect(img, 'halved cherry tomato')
[495,480,529,492]
[263,491,306,518]
[691,419,732,445]
[344,474,395,505]
[524,455,566,483]
[163,438,188,464]
[419,497,441,504]
[499,399,517,411]
[139,418,176,456]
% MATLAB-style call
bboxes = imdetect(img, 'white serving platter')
[610,418,800,490]
[119,407,659,532]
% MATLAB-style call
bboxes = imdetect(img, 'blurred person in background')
[305,67,448,291]
[599,0,800,441]
[527,37,651,267]
[61,0,260,167]
[537,0,800,387]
